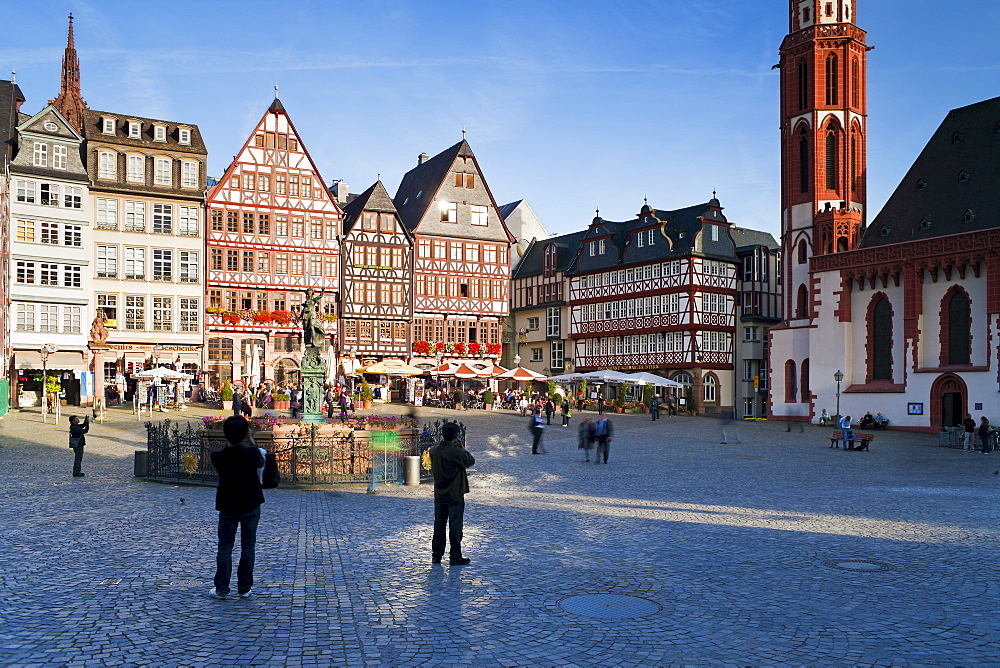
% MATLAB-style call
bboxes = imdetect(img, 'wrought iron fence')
[143,420,428,486]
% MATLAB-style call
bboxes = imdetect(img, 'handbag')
[261,452,280,489]
[69,436,82,448]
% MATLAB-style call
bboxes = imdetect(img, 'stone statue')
[90,308,109,345]
[300,288,327,348]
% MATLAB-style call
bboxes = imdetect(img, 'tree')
[360,377,374,403]
[220,382,234,402]
[642,383,653,406]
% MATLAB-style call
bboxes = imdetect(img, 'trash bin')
[134,450,148,476]
[404,455,421,486]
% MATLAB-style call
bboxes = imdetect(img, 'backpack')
[262,452,281,489]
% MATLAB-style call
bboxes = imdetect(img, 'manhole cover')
[559,594,661,619]
[824,559,892,572]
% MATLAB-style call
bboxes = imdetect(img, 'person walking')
[597,393,605,415]
[665,395,676,416]
[209,416,265,599]
[430,422,475,565]
[529,412,546,454]
[578,417,595,462]
[594,416,613,464]
[650,394,662,421]
[68,415,90,477]
[979,416,993,454]
[544,398,555,425]
[518,395,529,417]
[561,400,571,427]
[325,386,336,420]
[963,413,977,452]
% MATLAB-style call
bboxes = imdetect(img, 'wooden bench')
[828,430,876,450]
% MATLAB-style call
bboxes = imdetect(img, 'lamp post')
[834,369,844,423]
[40,343,57,423]
[152,344,162,368]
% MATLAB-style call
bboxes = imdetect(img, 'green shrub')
[220,382,234,401]
[274,393,291,401]
[360,377,374,403]
[482,389,494,405]
[642,383,653,406]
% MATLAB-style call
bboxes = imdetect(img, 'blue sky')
[2,1,998,239]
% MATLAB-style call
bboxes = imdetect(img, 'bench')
[828,430,876,450]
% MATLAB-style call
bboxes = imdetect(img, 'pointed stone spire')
[49,13,88,131]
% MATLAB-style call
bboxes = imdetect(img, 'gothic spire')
[49,13,88,131]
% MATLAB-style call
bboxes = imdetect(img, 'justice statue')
[300,288,327,348]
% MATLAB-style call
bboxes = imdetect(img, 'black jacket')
[69,420,89,447]
[211,445,265,514]
[429,440,475,503]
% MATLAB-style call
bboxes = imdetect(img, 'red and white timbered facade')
[205,98,341,388]
[394,140,514,366]
[339,180,412,363]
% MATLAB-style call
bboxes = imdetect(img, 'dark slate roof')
[512,230,587,279]
[498,199,522,220]
[0,80,25,163]
[82,109,207,155]
[860,96,1000,248]
[269,97,286,113]
[394,139,470,231]
[341,180,404,234]
[730,227,779,251]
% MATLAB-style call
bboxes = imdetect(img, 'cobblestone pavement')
[2,404,1000,666]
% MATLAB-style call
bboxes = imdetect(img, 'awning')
[15,350,86,369]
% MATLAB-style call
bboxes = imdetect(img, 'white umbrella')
[579,370,633,383]
[497,366,547,381]
[132,367,193,380]
[544,372,586,383]
[619,372,688,387]
[250,344,261,386]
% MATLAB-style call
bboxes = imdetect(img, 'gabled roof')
[512,230,587,280]
[394,139,472,231]
[341,180,409,238]
[730,227,779,251]
[0,79,25,164]
[860,96,1000,248]
[497,199,523,220]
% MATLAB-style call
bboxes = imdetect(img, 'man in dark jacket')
[594,417,614,464]
[209,416,265,599]
[429,422,475,565]
[68,415,90,477]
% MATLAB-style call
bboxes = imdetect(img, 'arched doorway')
[930,374,967,429]
[274,358,300,387]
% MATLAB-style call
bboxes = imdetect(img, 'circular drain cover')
[824,560,891,572]
[559,594,660,619]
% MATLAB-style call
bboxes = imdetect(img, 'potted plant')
[642,384,653,413]
[273,392,291,410]
[453,388,464,409]
[685,387,696,416]
[614,389,626,413]
[359,377,374,410]
[220,382,234,411]
[482,389,494,410]
[578,379,588,410]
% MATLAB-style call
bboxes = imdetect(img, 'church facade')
[769,0,1000,431]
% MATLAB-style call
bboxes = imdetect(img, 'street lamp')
[834,369,844,422]
[152,344,162,368]
[40,343,57,422]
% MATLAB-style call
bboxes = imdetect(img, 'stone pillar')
[89,344,108,416]
[300,347,326,424]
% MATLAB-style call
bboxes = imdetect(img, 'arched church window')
[797,239,808,264]
[825,53,839,106]
[945,289,971,365]
[784,360,797,403]
[800,358,810,403]
[851,58,860,108]
[796,284,809,318]
[825,129,839,191]
[870,297,892,381]
[703,375,717,403]
[799,129,810,194]
[836,237,849,252]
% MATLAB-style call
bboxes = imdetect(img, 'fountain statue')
[298,288,328,424]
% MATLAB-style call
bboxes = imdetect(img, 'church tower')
[770,0,869,421]
[49,14,88,132]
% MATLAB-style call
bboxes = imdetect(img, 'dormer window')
[958,170,970,183]
[102,118,115,134]
[178,128,191,145]
[963,210,976,224]
[952,131,964,144]
[153,125,166,142]
[32,142,48,167]
[880,226,891,237]
[916,179,927,191]
[128,121,141,138]
[920,217,932,230]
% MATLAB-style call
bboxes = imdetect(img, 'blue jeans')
[214,507,261,595]
[651,408,659,421]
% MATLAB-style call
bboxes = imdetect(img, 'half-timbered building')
[205,97,342,388]
[393,140,514,368]
[511,231,586,378]
[568,200,745,415]
[339,180,413,365]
